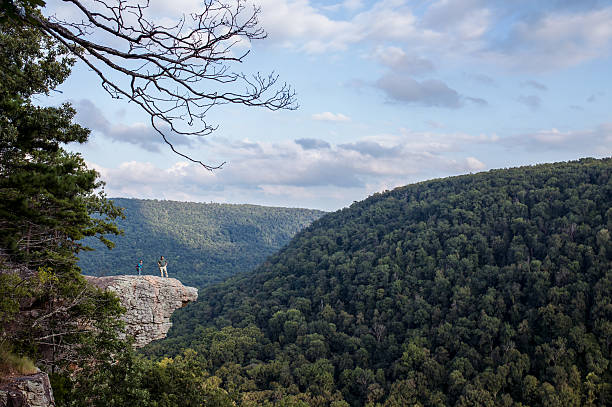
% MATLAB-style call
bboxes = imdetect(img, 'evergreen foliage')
[0,17,124,372]
[142,158,612,406]
[78,198,324,288]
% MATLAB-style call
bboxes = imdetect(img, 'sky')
[42,0,612,211]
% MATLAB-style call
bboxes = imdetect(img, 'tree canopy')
[78,198,324,288]
[142,158,612,406]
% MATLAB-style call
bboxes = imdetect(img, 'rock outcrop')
[0,373,55,407]
[85,275,198,348]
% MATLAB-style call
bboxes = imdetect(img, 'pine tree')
[0,17,124,371]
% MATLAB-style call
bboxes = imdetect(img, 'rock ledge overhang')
[86,275,198,348]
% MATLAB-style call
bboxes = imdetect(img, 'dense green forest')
[3,2,610,406]
[77,199,324,288]
[139,158,612,406]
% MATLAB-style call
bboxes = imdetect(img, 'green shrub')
[0,344,38,378]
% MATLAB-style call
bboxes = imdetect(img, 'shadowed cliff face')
[0,373,55,407]
[85,275,198,348]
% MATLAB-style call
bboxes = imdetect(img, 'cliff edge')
[85,275,198,348]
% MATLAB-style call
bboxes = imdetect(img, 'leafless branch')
[20,0,297,169]
[31,285,89,328]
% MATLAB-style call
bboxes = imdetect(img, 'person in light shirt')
[157,256,168,278]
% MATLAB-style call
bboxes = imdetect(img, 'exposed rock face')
[0,373,55,407]
[85,275,198,348]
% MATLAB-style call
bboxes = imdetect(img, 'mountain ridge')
[78,198,325,288]
[145,157,612,406]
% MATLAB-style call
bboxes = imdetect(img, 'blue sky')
[43,0,611,211]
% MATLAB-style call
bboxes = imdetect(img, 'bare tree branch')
[31,285,88,328]
[14,0,297,169]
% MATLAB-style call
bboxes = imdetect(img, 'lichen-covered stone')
[85,275,198,348]
[0,372,55,407]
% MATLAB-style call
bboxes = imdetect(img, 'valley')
[3,1,611,405]
[78,199,325,288]
[137,158,612,406]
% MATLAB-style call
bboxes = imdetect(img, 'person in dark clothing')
[158,256,168,277]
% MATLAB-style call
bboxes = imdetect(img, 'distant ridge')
[147,158,612,406]
[78,199,325,288]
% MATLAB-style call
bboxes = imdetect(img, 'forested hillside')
[143,158,611,406]
[78,199,325,288]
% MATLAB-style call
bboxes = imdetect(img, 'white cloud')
[312,112,351,122]
[295,138,331,149]
[73,99,195,152]
[148,0,202,16]
[489,6,612,70]
[91,130,496,210]
[465,156,486,171]
[423,0,491,42]
[254,0,356,52]
[90,122,612,210]
[253,0,612,73]
[376,73,463,107]
[75,107,610,211]
[323,0,365,13]
[506,124,612,152]
[46,0,612,74]
[373,46,435,75]
[342,0,364,12]
[252,0,472,53]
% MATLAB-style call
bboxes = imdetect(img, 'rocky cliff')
[85,275,198,348]
[0,373,55,407]
[0,276,196,407]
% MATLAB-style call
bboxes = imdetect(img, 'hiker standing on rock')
[136,259,143,275]
[158,256,168,278]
